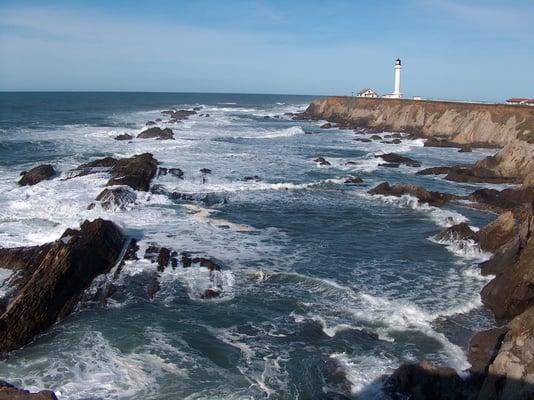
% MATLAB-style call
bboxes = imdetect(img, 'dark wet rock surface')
[18,164,56,186]
[0,219,126,353]
[137,127,174,140]
[375,153,421,167]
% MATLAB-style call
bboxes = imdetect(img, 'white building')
[356,88,379,98]
[383,59,402,99]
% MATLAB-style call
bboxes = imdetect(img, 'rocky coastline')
[1,99,533,398]
[301,96,534,399]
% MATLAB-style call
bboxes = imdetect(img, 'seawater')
[0,92,502,399]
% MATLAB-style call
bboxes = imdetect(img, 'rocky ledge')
[383,203,534,400]
[0,218,126,353]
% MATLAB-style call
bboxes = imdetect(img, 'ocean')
[0,92,502,399]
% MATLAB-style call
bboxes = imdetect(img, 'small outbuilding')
[356,88,379,98]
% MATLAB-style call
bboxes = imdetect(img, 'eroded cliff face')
[306,97,534,184]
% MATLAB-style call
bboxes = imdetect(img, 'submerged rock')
[368,182,457,207]
[375,153,421,167]
[314,157,331,166]
[158,167,184,179]
[370,134,382,140]
[0,219,126,353]
[320,123,333,129]
[344,176,363,184]
[200,288,221,299]
[114,133,133,141]
[94,186,137,210]
[243,175,261,182]
[137,127,174,140]
[18,164,56,186]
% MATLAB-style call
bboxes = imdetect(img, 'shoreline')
[300,96,534,399]
[0,96,532,399]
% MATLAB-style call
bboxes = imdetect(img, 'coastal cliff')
[305,97,534,185]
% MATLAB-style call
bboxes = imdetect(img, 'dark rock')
[200,168,212,174]
[379,163,400,168]
[459,146,472,152]
[181,253,221,271]
[200,288,221,299]
[345,161,358,165]
[157,167,184,179]
[424,137,460,148]
[70,157,118,178]
[0,219,126,353]
[384,361,465,400]
[320,123,333,129]
[170,192,194,201]
[368,182,457,207]
[416,166,453,176]
[106,153,158,191]
[137,127,174,140]
[146,120,157,126]
[370,135,382,140]
[114,133,133,141]
[314,157,331,166]
[155,118,162,122]
[94,187,137,210]
[193,106,202,111]
[375,153,421,167]
[353,138,372,143]
[144,245,174,272]
[162,109,196,122]
[18,165,56,186]
[344,176,363,184]
[243,175,261,182]
[381,139,402,144]
[0,381,57,400]
[445,167,516,185]
[467,187,534,213]
[435,223,478,243]
[145,273,161,299]
[304,130,316,135]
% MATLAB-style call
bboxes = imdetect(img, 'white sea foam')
[362,192,468,228]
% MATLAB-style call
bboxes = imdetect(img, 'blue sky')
[0,0,532,100]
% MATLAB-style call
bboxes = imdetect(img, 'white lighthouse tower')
[392,58,402,98]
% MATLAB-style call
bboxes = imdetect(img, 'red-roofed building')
[506,98,534,105]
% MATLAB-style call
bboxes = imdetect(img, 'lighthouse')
[393,58,402,98]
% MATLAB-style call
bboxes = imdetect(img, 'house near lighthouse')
[356,58,409,99]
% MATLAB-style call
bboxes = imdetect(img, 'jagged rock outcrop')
[314,157,331,166]
[0,381,57,400]
[477,307,534,400]
[435,223,478,243]
[0,219,126,353]
[481,205,534,321]
[18,165,56,186]
[368,182,457,207]
[137,127,174,140]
